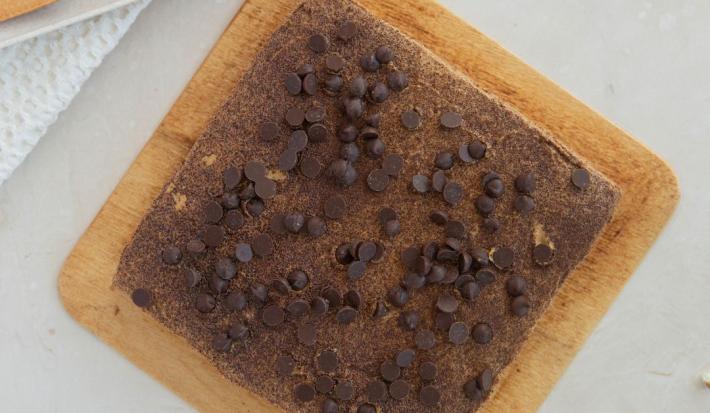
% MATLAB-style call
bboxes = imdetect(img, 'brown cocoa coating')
[114,0,620,412]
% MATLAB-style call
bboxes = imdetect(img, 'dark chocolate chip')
[325,53,344,72]
[485,178,505,198]
[445,220,466,239]
[463,379,483,401]
[436,293,459,313]
[215,257,237,280]
[250,283,268,305]
[458,143,475,163]
[398,310,420,331]
[571,168,590,189]
[232,243,252,264]
[402,272,426,290]
[475,195,495,216]
[212,333,232,352]
[366,380,388,402]
[380,360,401,382]
[297,63,315,77]
[295,382,316,402]
[389,380,410,400]
[311,296,329,316]
[338,123,358,143]
[435,312,454,332]
[482,217,500,233]
[337,21,357,41]
[373,301,388,318]
[415,255,432,276]
[419,362,437,381]
[285,73,302,95]
[269,213,287,235]
[324,75,343,94]
[278,149,298,172]
[506,275,527,296]
[225,290,247,311]
[239,182,256,200]
[515,172,536,193]
[344,290,363,310]
[323,195,346,220]
[401,245,421,270]
[478,368,494,392]
[377,207,398,225]
[318,350,338,373]
[350,76,367,98]
[514,194,535,214]
[388,71,409,92]
[426,264,446,284]
[277,355,295,376]
[262,305,285,327]
[308,34,329,53]
[412,174,430,193]
[335,243,354,265]
[223,166,243,190]
[375,46,394,64]
[460,281,481,301]
[395,349,416,368]
[287,269,309,291]
[322,399,339,413]
[287,299,310,317]
[284,213,305,233]
[183,268,201,288]
[388,285,409,308]
[302,73,317,95]
[315,375,334,394]
[532,244,553,266]
[366,138,385,159]
[289,130,309,152]
[204,225,224,248]
[511,296,531,316]
[322,287,342,308]
[431,170,447,192]
[186,239,206,257]
[420,385,441,407]
[306,216,326,237]
[343,97,364,120]
[131,288,152,308]
[459,252,473,274]
[357,241,377,262]
[347,261,366,280]
[367,168,390,192]
[443,181,464,205]
[472,323,493,344]
[270,278,290,295]
[195,293,216,313]
[382,154,403,177]
[340,142,360,162]
[244,160,267,181]
[455,274,475,289]
[285,107,305,128]
[429,210,448,225]
[208,274,228,294]
[358,404,376,413]
[221,192,240,210]
[228,322,249,341]
[415,329,436,351]
[336,306,358,324]
[297,323,317,346]
[448,321,470,345]
[162,245,182,265]
[369,82,389,103]
[440,111,462,129]
[435,151,454,170]
[492,247,514,270]
[334,381,354,401]
[468,140,487,159]
[252,233,274,257]
[360,53,380,72]
[401,110,420,130]
[245,198,265,217]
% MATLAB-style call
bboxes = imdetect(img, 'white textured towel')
[0,0,150,186]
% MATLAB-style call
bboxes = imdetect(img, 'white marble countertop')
[1,0,708,411]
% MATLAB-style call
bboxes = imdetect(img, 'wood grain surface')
[58,0,679,412]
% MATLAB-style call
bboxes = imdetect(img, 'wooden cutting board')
[58,0,679,412]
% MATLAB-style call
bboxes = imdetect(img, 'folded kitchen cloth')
[0,0,150,186]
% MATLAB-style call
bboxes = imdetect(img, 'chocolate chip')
[429,210,448,225]
[401,110,420,130]
[399,310,420,331]
[515,172,536,193]
[349,77,367,98]
[347,261,366,280]
[255,177,276,200]
[225,290,247,311]
[182,268,201,289]
[373,301,388,318]
[475,195,495,216]
[208,274,228,294]
[492,247,514,269]
[262,305,285,327]
[284,213,305,233]
[278,150,297,173]
[131,288,152,308]
[472,323,493,344]
[418,362,437,382]
[287,299,310,317]
[267,214,286,235]
[223,167,242,191]
[284,73,302,95]
[322,287,342,308]
[252,233,274,257]
[482,217,500,233]
[305,216,326,237]
[212,333,232,352]
[297,63,315,77]
[426,265,446,284]
[380,360,401,382]
[302,73,317,95]
[389,380,410,400]
[295,382,316,402]
[415,255,432,276]
[269,278,289,296]
[533,244,553,266]
[310,296,329,316]
[358,404,376,413]
[460,281,481,301]
[340,142,360,161]
[478,368,494,392]
[250,283,268,305]
[431,170,447,192]
[448,321,470,345]
[344,290,363,310]
[366,380,388,402]
[369,82,389,103]
[411,331,435,352]
[505,275,527,297]
[285,107,305,128]
[314,374,334,394]
[324,75,343,94]
[443,181,464,205]
[336,306,358,324]
[204,225,224,248]
[244,160,267,181]
[367,168,390,192]
[318,350,338,372]
[245,198,265,217]
[325,53,345,72]
[443,221,465,240]
[396,349,416,368]
[412,174,430,193]
[337,21,357,41]
[215,257,237,280]
[388,71,409,92]
[320,195,345,220]
[239,183,256,200]
[360,53,380,72]
[455,274,474,289]
[436,293,459,313]
[402,273,425,290]
[511,296,531,316]
[401,245,420,270]
[161,245,182,265]
[276,354,295,376]
[343,97,364,120]
[322,399,339,413]
[328,160,358,186]
[366,138,385,159]
[463,379,482,401]
[514,194,535,214]
[388,285,409,308]
[308,34,329,53]
[458,143,475,163]
[186,240,206,257]
[228,322,249,341]
[485,178,505,198]
[357,241,377,262]
[435,312,454,332]
[434,151,454,170]
[360,126,380,140]
[375,46,394,64]
[571,168,590,189]
[288,130,309,152]
[420,385,441,407]
[338,123,358,143]
[436,247,459,263]
[440,111,462,129]
[459,252,473,274]
[297,323,317,346]
[468,140,487,159]
[195,293,216,313]
[375,207,396,225]
[287,269,309,291]
[222,192,240,210]
[334,381,354,401]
